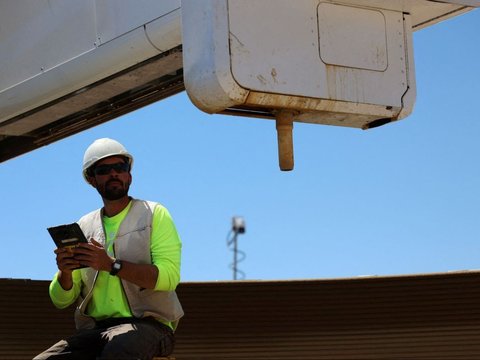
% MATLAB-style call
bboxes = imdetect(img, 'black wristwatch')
[110,259,123,276]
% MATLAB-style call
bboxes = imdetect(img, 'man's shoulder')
[132,198,167,212]
[78,207,102,223]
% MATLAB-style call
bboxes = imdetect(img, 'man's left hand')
[74,239,113,272]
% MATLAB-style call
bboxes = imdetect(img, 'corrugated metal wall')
[0,279,75,360]
[2,272,480,359]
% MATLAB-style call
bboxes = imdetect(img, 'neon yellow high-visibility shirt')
[49,200,181,328]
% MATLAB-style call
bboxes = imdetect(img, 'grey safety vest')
[74,199,184,330]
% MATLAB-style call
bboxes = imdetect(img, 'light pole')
[228,216,246,280]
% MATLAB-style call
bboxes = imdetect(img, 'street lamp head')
[232,216,246,234]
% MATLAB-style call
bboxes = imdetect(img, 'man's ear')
[87,176,97,188]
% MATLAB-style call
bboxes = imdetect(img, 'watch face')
[111,260,122,275]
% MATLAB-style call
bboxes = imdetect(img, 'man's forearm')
[114,261,159,290]
[74,241,160,289]
[57,270,74,291]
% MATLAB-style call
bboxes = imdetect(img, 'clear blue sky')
[1,9,479,282]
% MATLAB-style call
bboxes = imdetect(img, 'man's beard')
[97,179,130,201]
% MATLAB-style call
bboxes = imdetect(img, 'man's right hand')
[54,247,79,290]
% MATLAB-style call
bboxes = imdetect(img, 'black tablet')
[47,222,88,249]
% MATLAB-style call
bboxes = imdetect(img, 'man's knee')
[100,327,156,359]
[100,321,174,359]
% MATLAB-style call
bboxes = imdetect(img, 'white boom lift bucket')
[182,0,479,170]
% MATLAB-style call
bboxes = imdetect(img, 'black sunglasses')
[93,162,129,176]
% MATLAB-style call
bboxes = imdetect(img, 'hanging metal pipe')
[275,110,295,171]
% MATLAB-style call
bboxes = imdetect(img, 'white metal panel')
[0,0,96,92]
[0,27,160,133]
[182,0,249,114]
[228,1,409,108]
[95,0,180,44]
[0,0,474,152]
[145,8,182,52]
[184,0,412,127]
[320,0,479,29]
[228,1,329,100]
[316,6,409,107]
[0,2,183,130]
[318,3,387,72]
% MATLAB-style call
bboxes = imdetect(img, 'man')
[34,138,183,360]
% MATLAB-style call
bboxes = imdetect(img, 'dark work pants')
[33,317,175,360]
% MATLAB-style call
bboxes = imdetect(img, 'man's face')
[88,156,132,201]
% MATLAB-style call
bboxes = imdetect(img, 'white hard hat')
[82,138,133,182]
